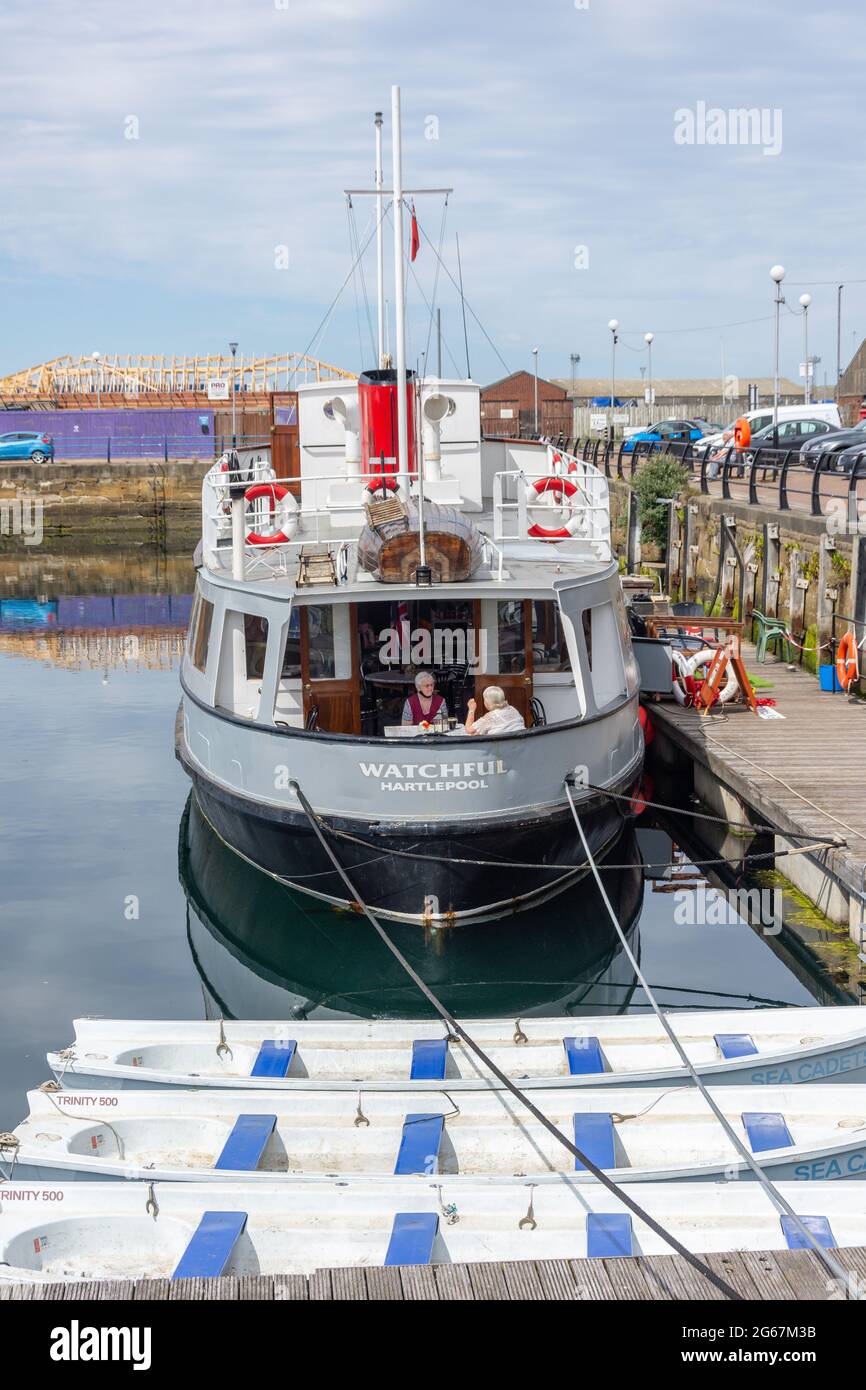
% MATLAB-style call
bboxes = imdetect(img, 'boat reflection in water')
[179,797,644,1021]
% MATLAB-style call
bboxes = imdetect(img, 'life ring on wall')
[733,418,751,450]
[365,473,401,499]
[527,475,583,540]
[244,482,298,546]
[836,631,859,690]
[686,647,739,704]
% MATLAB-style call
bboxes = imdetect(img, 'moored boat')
[48,1007,866,1092]
[0,1179,862,1282]
[175,91,643,925]
[11,1084,866,1185]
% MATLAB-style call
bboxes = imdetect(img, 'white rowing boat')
[10,1084,866,1185]
[0,1179,860,1282]
[48,1009,866,1092]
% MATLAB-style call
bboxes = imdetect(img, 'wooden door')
[473,599,533,724]
[270,392,301,499]
[300,603,361,735]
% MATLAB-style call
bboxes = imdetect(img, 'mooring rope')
[288,777,743,1301]
[564,777,860,1298]
[583,782,843,844]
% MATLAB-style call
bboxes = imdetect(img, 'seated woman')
[465,685,525,736]
[402,670,448,726]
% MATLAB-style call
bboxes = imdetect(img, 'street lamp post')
[644,332,654,421]
[570,352,580,437]
[91,351,101,407]
[229,341,239,447]
[799,293,812,405]
[608,320,619,441]
[532,347,539,435]
[836,284,844,404]
[770,266,785,439]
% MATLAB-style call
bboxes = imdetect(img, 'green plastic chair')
[751,610,791,664]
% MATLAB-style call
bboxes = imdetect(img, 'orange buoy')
[836,631,859,691]
[733,417,751,450]
[638,704,654,746]
[629,772,654,817]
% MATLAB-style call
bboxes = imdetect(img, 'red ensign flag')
[409,203,420,261]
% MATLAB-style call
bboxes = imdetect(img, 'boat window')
[582,609,592,669]
[281,608,302,678]
[496,600,525,673]
[189,592,214,673]
[586,602,625,707]
[532,601,571,672]
[244,615,269,681]
[307,605,336,679]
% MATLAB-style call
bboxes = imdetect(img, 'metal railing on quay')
[537,432,866,523]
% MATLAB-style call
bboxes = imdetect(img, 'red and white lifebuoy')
[365,473,401,499]
[527,475,582,540]
[671,648,697,705]
[244,482,298,546]
[685,647,739,704]
[836,631,859,691]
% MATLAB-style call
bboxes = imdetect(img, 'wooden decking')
[649,642,866,929]
[0,1244,861,1300]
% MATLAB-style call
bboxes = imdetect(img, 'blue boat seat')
[410,1039,448,1081]
[573,1113,616,1172]
[214,1114,277,1172]
[393,1114,445,1175]
[250,1039,297,1078]
[384,1212,440,1266]
[780,1215,836,1251]
[715,1033,759,1060]
[742,1111,795,1153]
[172,1211,248,1279]
[587,1213,634,1258]
[563,1036,605,1075]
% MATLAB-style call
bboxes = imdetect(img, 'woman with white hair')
[401,670,448,726]
[465,685,525,736]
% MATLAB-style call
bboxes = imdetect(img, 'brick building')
[480,370,569,438]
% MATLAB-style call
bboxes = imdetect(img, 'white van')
[695,402,842,456]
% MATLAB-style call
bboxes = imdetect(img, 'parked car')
[621,419,704,453]
[827,439,866,474]
[799,418,866,467]
[0,430,54,464]
[694,402,843,460]
[735,418,835,468]
[687,418,720,435]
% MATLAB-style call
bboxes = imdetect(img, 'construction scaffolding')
[0,353,355,408]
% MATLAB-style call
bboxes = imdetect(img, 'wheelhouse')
[182,561,638,741]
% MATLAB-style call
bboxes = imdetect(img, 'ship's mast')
[391,85,410,497]
[374,111,386,368]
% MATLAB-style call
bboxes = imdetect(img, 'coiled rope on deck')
[288,778,744,1301]
[565,777,860,1298]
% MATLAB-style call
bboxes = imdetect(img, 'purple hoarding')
[0,409,215,460]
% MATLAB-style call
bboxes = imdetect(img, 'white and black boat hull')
[184,763,637,924]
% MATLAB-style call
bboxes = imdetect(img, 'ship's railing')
[203,460,501,580]
[492,445,612,555]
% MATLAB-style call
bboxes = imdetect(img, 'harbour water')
[0,546,837,1131]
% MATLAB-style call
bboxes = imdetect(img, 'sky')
[1,0,865,391]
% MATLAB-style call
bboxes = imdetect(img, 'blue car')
[621,419,703,453]
[0,430,55,463]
